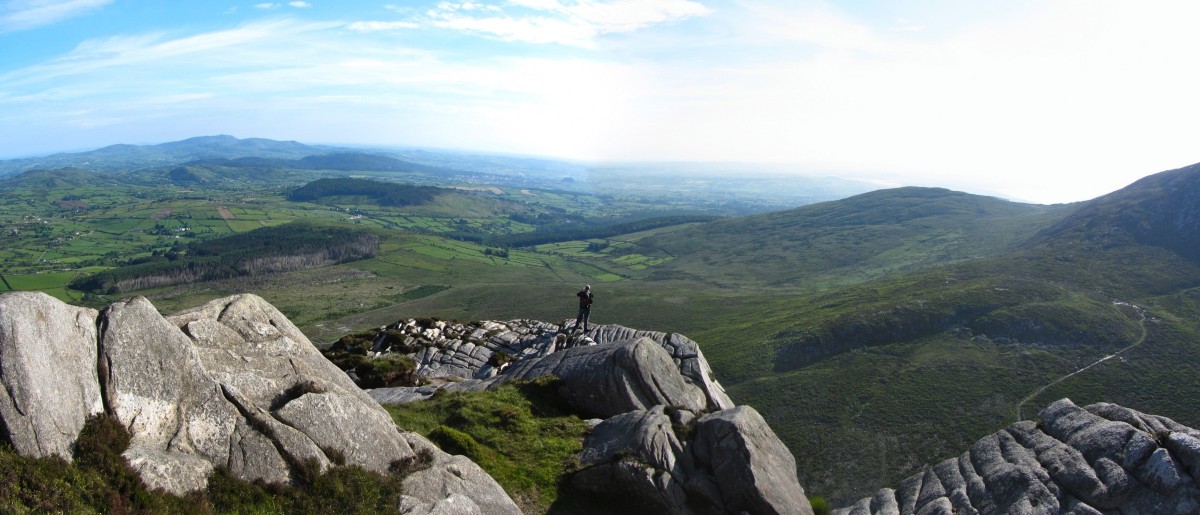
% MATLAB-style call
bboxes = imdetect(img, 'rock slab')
[835,398,1200,515]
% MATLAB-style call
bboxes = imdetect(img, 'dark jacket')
[577,290,593,309]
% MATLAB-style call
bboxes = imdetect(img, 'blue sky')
[2,0,1199,204]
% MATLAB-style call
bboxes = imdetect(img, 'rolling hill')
[628,187,1074,289]
[0,135,331,176]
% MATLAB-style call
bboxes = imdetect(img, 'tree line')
[288,178,442,207]
[447,215,722,248]
[70,221,379,294]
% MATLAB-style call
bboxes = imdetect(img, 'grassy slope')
[630,187,1070,288]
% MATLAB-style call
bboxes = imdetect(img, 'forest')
[288,177,442,207]
[69,221,380,294]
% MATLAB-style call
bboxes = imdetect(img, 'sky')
[1,0,1199,204]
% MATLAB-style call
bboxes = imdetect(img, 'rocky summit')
[362,318,809,514]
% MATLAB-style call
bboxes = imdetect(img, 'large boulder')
[586,325,735,412]
[0,291,521,512]
[167,294,417,477]
[571,404,812,515]
[572,406,692,514]
[688,406,813,515]
[502,336,708,418]
[0,292,103,460]
[99,296,239,493]
[835,398,1200,515]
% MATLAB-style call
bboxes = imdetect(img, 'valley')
[3,136,1200,506]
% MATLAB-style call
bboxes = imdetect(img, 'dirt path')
[1015,302,1149,421]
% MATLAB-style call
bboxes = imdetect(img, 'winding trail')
[1015,302,1149,421]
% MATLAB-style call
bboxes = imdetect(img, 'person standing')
[574,285,593,332]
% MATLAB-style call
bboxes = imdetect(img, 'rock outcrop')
[366,319,807,515]
[0,292,103,460]
[836,398,1200,515]
[0,292,520,514]
[363,319,733,412]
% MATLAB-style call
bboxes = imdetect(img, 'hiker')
[574,285,593,332]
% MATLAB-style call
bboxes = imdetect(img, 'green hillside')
[629,187,1072,288]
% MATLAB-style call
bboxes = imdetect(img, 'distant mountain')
[1033,162,1200,261]
[186,152,459,175]
[0,135,333,176]
[631,187,1073,288]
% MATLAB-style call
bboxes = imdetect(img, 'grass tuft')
[386,379,588,514]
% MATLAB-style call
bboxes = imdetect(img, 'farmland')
[0,160,753,330]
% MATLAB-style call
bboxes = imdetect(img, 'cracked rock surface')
[0,292,520,514]
[366,319,733,412]
[835,399,1200,515]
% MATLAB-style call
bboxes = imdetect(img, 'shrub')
[810,496,832,515]
[487,351,514,368]
[354,354,418,388]
[428,425,486,461]
[329,332,374,354]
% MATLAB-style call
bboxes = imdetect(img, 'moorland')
[3,135,1199,505]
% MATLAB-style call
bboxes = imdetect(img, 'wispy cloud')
[347,20,420,32]
[0,13,648,157]
[0,0,112,33]
[373,0,711,45]
[256,2,309,9]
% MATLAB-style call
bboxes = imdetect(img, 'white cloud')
[288,1,310,7]
[431,13,595,45]
[254,3,279,9]
[422,0,711,45]
[0,0,112,33]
